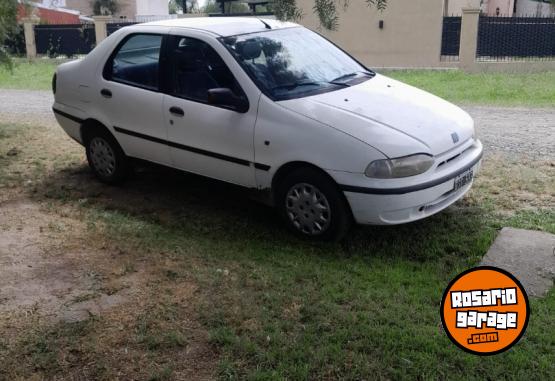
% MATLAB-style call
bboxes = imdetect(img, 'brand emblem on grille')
[451,132,459,144]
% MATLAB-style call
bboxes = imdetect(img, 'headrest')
[174,47,203,71]
[236,40,262,60]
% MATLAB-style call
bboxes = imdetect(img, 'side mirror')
[207,88,249,113]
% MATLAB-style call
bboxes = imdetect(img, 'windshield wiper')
[330,71,375,85]
[271,81,322,91]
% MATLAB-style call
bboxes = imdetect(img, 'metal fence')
[208,12,275,17]
[477,16,555,61]
[440,16,462,61]
[35,23,96,57]
[105,14,177,35]
[30,21,143,57]
[107,21,138,36]
[134,14,178,23]
[25,14,277,58]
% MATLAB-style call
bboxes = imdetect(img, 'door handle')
[101,88,112,98]
[169,106,184,117]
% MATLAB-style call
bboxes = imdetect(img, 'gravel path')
[0,89,57,127]
[0,89,553,159]
[466,106,554,159]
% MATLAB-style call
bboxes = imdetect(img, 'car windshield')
[221,27,374,101]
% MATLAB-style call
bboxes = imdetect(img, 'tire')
[276,167,352,241]
[85,128,130,184]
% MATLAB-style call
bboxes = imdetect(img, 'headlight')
[365,154,434,178]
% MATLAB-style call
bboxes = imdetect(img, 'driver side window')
[168,36,243,103]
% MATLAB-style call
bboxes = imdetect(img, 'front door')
[99,32,170,166]
[163,34,257,187]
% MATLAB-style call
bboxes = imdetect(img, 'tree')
[202,0,221,14]
[274,0,387,30]
[0,0,18,70]
[202,0,249,14]
[92,0,119,16]
[225,1,250,13]
[169,0,200,14]
[202,0,388,30]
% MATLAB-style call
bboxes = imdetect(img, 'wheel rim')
[89,137,116,177]
[285,183,331,235]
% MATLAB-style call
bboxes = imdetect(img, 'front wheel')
[85,129,129,184]
[276,167,352,241]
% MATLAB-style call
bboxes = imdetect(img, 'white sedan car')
[53,17,482,240]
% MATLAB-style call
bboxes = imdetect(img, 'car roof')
[141,17,299,37]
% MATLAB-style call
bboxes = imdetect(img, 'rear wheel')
[276,167,352,241]
[85,128,129,184]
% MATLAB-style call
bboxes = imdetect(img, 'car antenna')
[259,18,272,29]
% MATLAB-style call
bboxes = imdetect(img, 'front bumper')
[337,139,483,225]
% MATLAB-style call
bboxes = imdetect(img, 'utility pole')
[182,0,188,13]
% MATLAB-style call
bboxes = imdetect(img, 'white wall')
[41,0,67,7]
[297,0,447,68]
[516,0,554,16]
[445,0,482,15]
[136,0,169,16]
[484,0,515,15]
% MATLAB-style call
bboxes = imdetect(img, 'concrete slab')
[481,228,555,297]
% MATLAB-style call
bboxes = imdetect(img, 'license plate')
[454,168,474,191]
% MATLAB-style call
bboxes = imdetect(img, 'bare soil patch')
[0,194,217,380]
[0,198,135,320]
[1,104,220,378]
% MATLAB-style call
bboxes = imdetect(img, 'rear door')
[98,31,171,165]
[162,32,259,187]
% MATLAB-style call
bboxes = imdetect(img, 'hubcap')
[285,183,331,235]
[89,137,116,177]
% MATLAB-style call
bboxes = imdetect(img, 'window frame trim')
[102,32,167,93]
[163,34,250,114]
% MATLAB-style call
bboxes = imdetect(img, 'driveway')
[1,89,553,159]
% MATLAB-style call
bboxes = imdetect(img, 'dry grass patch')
[468,153,555,213]
[1,124,218,380]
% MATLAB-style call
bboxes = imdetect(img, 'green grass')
[385,69,555,107]
[1,59,554,106]
[18,319,97,375]
[85,204,553,380]
[0,59,61,90]
[1,118,554,378]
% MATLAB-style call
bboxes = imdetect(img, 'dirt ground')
[0,90,554,379]
[0,188,218,380]
[0,91,222,379]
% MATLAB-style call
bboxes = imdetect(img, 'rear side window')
[168,36,244,103]
[105,34,163,90]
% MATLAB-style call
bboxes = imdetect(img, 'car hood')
[278,74,474,158]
